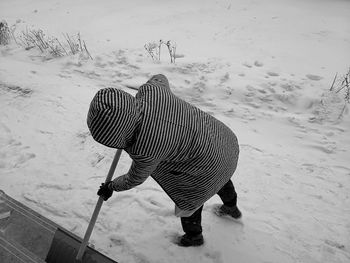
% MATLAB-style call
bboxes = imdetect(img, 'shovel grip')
[76,149,123,261]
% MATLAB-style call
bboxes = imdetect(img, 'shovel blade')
[46,228,117,263]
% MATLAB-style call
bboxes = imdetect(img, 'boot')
[219,205,242,219]
[178,233,204,247]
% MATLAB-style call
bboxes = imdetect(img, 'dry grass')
[13,25,92,59]
[144,39,177,63]
[0,20,11,45]
[329,68,350,119]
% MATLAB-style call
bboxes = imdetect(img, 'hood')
[146,74,170,90]
[87,88,138,149]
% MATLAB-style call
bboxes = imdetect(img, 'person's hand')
[97,181,113,201]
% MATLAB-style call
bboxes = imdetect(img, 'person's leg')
[217,179,237,207]
[179,205,204,246]
[217,180,242,219]
[181,205,203,236]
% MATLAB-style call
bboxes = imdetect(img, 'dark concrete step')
[0,235,46,263]
[0,190,118,263]
[0,190,57,262]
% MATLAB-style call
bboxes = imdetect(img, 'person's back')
[130,74,238,161]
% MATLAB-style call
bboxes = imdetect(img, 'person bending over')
[87,74,242,247]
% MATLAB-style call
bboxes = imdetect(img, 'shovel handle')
[76,149,123,261]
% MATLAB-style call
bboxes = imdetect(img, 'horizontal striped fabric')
[87,74,239,211]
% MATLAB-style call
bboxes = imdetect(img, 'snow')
[1,0,350,262]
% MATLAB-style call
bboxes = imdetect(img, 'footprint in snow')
[110,235,127,247]
[324,239,346,251]
[0,125,36,169]
[306,144,334,154]
[332,165,350,174]
[220,73,230,83]
[94,56,108,68]
[306,74,323,81]
[254,60,264,67]
[0,83,33,97]
[36,183,73,191]
[267,71,279,77]
[242,62,253,68]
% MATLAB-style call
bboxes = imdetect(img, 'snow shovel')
[46,149,123,263]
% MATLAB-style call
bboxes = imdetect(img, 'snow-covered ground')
[1,0,350,262]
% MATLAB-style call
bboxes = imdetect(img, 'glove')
[97,181,113,201]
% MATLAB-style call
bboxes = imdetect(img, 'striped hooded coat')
[87,74,239,213]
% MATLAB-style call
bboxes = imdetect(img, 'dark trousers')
[181,179,237,236]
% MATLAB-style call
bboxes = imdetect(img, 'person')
[87,74,241,247]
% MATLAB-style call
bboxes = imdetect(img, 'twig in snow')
[331,67,350,119]
[83,40,93,60]
[330,73,337,91]
[56,38,68,56]
[144,42,158,61]
[144,39,178,63]
[166,40,177,63]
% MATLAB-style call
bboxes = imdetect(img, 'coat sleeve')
[110,156,160,191]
